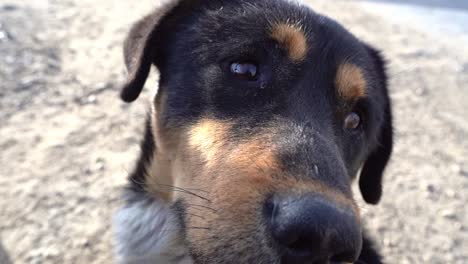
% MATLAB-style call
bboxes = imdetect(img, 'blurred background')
[0,0,467,263]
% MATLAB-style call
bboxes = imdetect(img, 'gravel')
[0,0,466,263]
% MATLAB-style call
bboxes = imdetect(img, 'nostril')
[286,237,319,257]
[288,238,309,252]
[263,198,276,218]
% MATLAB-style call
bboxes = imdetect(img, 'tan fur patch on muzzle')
[187,118,232,169]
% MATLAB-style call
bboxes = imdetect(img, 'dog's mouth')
[160,192,362,264]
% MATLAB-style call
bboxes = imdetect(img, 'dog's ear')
[359,47,393,205]
[120,0,187,103]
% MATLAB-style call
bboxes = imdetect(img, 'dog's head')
[121,0,392,263]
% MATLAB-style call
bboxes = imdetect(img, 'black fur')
[120,0,393,263]
[359,47,393,205]
[357,231,385,264]
[126,116,155,193]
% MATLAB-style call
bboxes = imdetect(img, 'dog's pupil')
[345,112,361,129]
[230,62,257,79]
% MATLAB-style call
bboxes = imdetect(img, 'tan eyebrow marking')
[335,63,367,99]
[270,23,308,62]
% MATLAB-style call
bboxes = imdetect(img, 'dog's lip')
[280,255,347,264]
[279,261,349,264]
[279,258,352,264]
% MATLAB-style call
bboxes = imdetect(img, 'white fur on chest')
[113,194,193,264]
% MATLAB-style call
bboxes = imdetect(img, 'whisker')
[159,226,211,234]
[186,213,206,220]
[188,226,211,230]
[157,183,210,194]
[153,184,211,202]
[185,203,218,213]
[129,176,146,188]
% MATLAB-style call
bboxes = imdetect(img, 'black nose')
[265,195,362,263]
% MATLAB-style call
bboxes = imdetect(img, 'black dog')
[113,1,393,263]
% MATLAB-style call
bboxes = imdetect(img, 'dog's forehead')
[180,0,366,63]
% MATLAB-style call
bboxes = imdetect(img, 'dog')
[113,0,393,263]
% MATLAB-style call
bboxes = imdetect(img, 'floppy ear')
[359,47,393,205]
[120,0,185,103]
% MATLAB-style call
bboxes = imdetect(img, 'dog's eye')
[344,112,361,130]
[230,62,258,80]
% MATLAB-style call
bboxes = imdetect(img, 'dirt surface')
[0,0,467,263]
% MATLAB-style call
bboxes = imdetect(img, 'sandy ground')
[0,0,467,263]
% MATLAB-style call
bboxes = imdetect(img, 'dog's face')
[121,0,392,263]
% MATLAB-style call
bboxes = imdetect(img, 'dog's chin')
[187,244,279,264]
[191,253,279,264]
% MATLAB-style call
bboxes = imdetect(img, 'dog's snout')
[264,195,362,263]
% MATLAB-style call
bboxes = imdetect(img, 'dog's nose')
[264,195,362,263]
